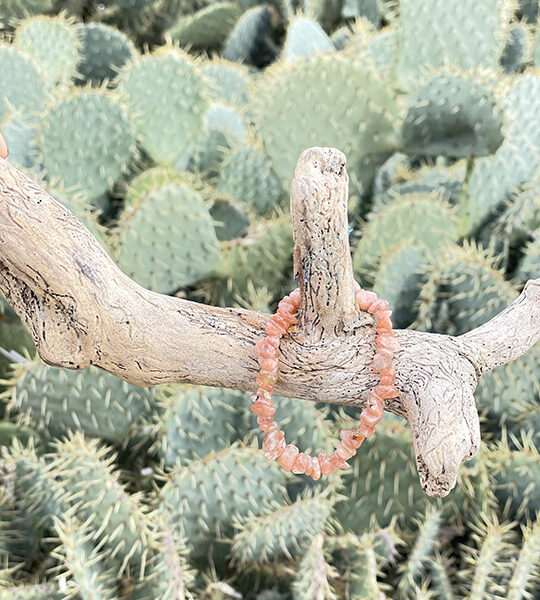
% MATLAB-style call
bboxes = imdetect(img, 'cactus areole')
[0,147,539,498]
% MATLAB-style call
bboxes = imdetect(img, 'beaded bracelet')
[250,282,400,480]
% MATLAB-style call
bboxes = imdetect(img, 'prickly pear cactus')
[0,0,538,597]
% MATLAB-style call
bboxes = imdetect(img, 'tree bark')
[0,150,538,498]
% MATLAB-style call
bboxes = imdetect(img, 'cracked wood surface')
[0,148,538,498]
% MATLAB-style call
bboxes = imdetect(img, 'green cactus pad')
[13,15,80,88]
[334,419,428,532]
[1,114,37,170]
[0,46,48,123]
[501,24,531,73]
[515,235,540,284]
[151,384,249,466]
[342,0,380,23]
[459,515,515,598]
[283,17,335,62]
[506,519,540,600]
[76,23,137,87]
[396,0,513,87]
[201,59,251,108]
[0,0,53,20]
[210,197,250,241]
[292,534,337,600]
[37,89,136,200]
[159,444,287,559]
[488,437,540,522]
[231,495,331,563]
[459,73,540,233]
[50,514,117,600]
[401,70,504,158]
[117,48,208,165]
[50,433,151,575]
[115,182,220,293]
[353,193,459,274]
[397,507,442,595]
[6,360,154,443]
[169,2,241,50]
[361,27,398,73]
[372,243,424,328]
[223,5,274,65]
[218,144,283,215]
[212,214,293,305]
[256,54,399,191]
[415,241,518,335]
[0,584,60,600]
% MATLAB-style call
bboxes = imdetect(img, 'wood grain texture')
[0,148,538,498]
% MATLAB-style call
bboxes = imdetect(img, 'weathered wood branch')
[0,149,538,499]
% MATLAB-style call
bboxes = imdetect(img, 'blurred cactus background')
[0,0,539,598]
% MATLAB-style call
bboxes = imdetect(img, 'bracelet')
[250,282,399,480]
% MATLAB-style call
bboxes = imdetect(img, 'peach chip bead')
[278,444,300,470]
[356,289,378,311]
[263,429,286,460]
[318,452,335,475]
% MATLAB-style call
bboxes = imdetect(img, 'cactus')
[292,534,337,600]
[400,70,504,158]
[4,360,154,443]
[231,494,332,563]
[459,72,540,233]
[222,5,276,66]
[353,193,459,276]
[0,45,48,123]
[415,241,518,335]
[150,384,249,465]
[76,23,137,87]
[396,0,512,87]
[218,144,283,215]
[506,519,540,600]
[256,53,400,192]
[115,182,219,292]
[37,88,136,201]
[117,47,208,166]
[201,59,251,108]
[13,15,81,88]
[159,444,287,559]
[283,17,335,62]
[169,2,241,50]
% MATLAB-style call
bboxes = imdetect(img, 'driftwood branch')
[0,149,538,498]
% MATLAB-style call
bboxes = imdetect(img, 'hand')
[0,132,7,159]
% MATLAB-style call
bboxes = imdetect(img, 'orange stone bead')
[262,429,286,460]
[374,384,398,399]
[257,415,275,431]
[273,312,295,330]
[258,356,279,372]
[335,442,355,461]
[250,399,276,418]
[292,452,310,474]
[356,422,374,438]
[366,391,384,416]
[379,367,396,386]
[377,333,400,352]
[278,298,297,314]
[373,351,393,371]
[266,320,286,337]
[360,407,384,427]
[340,429,363,451]
[288,288,301,308]
[356,289,378,311]
[254,338,279,358]
[310,456,321,481]
[254,388,272,402]
[318,452,335,475]
[278,444,300,471]
[329,452,349,470]
[376,315,393,330]
[368,298,389,314]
